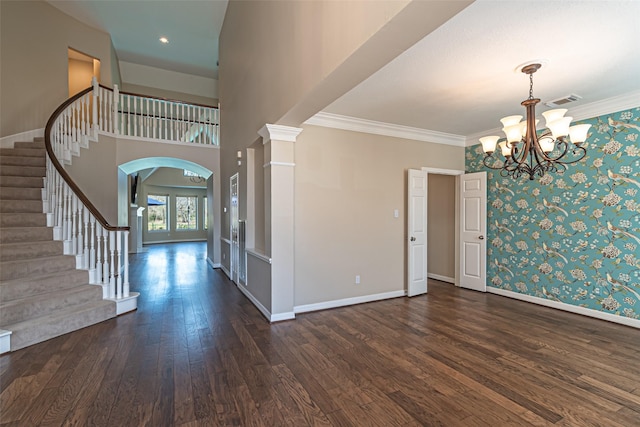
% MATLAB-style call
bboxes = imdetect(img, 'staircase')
[0,138,116,351]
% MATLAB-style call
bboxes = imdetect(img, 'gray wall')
[427,174,456,280]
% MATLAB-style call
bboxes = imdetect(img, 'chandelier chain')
[528,73,534,100]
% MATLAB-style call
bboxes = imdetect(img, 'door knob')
[478,235,484,240]
[410,236,416,242]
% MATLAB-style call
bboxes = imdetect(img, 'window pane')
[176,196,197,230]
[147,195,168,231]
[203,196,208,230]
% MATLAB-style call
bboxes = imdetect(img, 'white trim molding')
[263,161,295,168]
[305,112,465,147]
[428,273,455,284]
[246,248,272,264]
[465,91,640,146]
[220,264,231,279]
[0,128,45,149]
[206,258,221,269]
[294,289,406,314]
[488,287,640,329]
[236,284,295,322]
[258,124,303,144]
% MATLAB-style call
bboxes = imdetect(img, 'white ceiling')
[325,0,640,139]
[47,0,228,79]
[48,0,640,140]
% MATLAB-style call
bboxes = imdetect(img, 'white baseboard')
[0,330,12,354]
[220,264,231,279]
[428,273,455,284]
[206,258,221,269]
[236,283,295,322]
[488,287,640,329]
[0,128,44,149]
[294,289,406,314]
[143,238,206,245]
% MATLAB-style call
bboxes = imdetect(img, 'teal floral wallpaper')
[466,107,640,320]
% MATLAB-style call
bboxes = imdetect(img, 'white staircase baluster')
[116,231,122,299]
[82,207,90,269]
[108,230,116,299]
[92,77,99,137]
[102,227,109,285]
[113,84,119,135]
[89,215,97,282]
[70,195,78,255]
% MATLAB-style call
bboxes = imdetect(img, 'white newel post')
[257,124,302,321]
[123,231,130,297]
[92,77,99,138]
[116,231,122,299]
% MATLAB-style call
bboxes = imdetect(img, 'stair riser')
[14,142,45,150]
[0,148,45,157]
[0,176,43,188]
[0,156,45,167]
[0,187,42,200]
[0,227,53,244]
[0,285,102,325]
[8,301,116,351]
[0,270,89,302]
[0,213,47,227]
[0,165,45,177]
[0,241,63,261]
[0,200,43,213]
[0,286,103,325]
[0,256,77,281]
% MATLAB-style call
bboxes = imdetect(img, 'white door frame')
[421,167,465,288]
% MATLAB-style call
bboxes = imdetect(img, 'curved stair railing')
[43,78,218,309]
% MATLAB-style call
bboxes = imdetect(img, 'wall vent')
[545,94,582,107]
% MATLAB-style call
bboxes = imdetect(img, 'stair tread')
[0,268,88,286]
[2,299,114,328]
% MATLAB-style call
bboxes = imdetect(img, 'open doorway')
[427,173,456,284]
[68,48,100,97]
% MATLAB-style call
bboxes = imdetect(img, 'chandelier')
[480,63,591,180]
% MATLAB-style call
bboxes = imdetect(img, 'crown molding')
[304,112,466,147]
[258,124,303,144]
[465,90,640,147]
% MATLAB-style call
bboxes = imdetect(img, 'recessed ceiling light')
[159,37,169,44]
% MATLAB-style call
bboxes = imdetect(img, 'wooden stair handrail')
[44,87,129,232]
[100,84,218,109]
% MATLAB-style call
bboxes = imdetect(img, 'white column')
[257,124,302,320]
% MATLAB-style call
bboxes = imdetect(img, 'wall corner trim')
[258,124,303,144]
[488,287,640,329]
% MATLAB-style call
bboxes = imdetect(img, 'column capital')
[258,124,303,144]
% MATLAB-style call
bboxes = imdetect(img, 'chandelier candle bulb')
[547,117,573,139]
[569,123,592,144]
[480,135,500,153]
[499,141,512,157]
[542,108,568,126]
[539,137,555,153]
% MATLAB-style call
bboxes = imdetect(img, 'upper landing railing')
[43,79,218,306]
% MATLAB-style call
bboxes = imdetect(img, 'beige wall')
[0,0,115,137]
[427,174,456,280]
[294,125,464,306]
[218,1,470,237]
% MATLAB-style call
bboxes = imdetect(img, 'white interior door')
[459,172,487,292]
[407,169,427,297]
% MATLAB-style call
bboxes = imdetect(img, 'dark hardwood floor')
[1,242,639,426]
